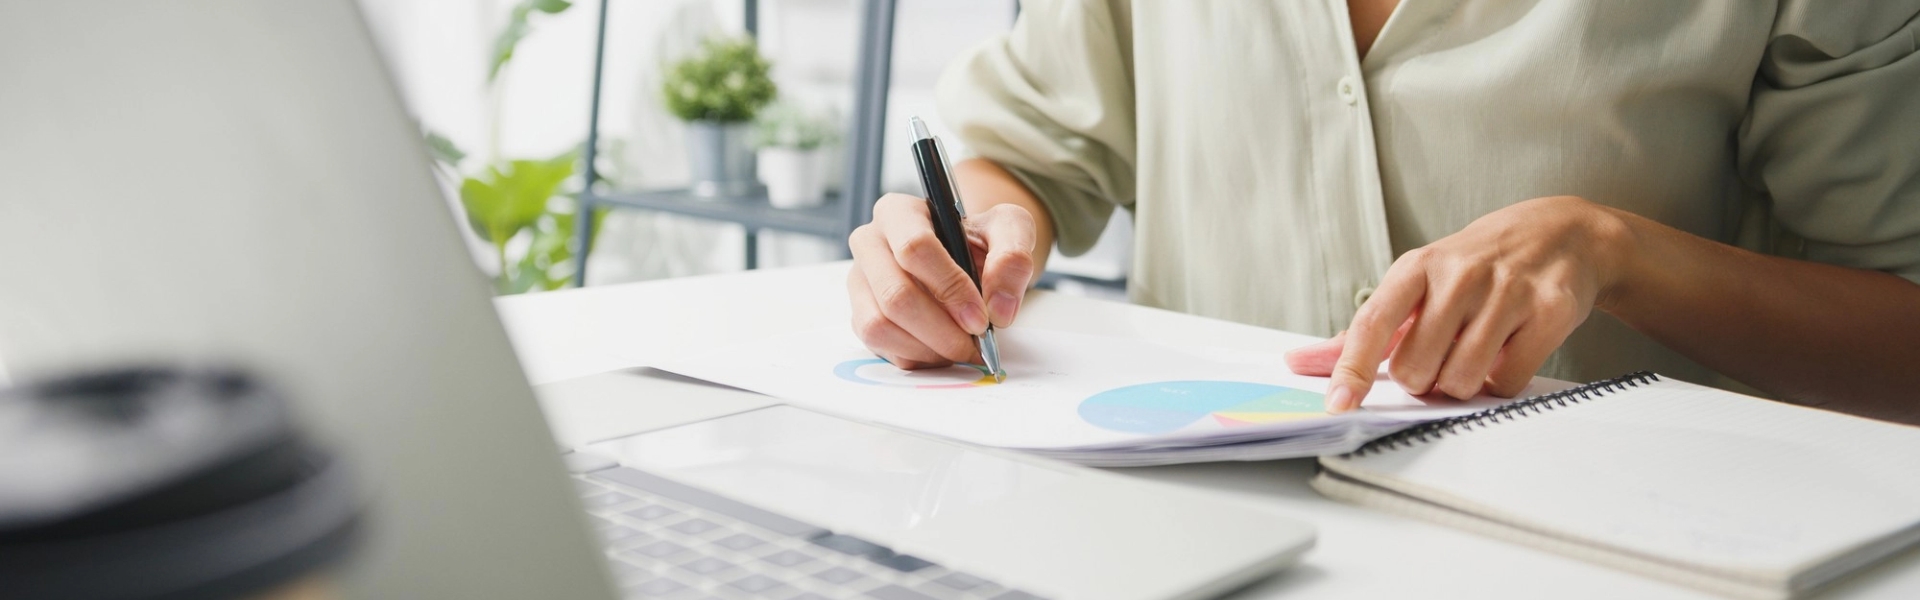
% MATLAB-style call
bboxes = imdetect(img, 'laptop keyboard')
[575,466,1046,600]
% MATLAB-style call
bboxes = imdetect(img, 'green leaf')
[489,0,574,83]
[488,7,532,84]
[751,102,839,150]
[660,36,778,122]
[458,176,512,245]
[424,130,466,168]
[530,0,572,14]
[463,148,583,294]
[458,152,577,248]
[503,190,607,293]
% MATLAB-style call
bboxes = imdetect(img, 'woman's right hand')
[847,193,1038,369]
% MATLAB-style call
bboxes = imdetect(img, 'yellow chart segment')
[1211,412,1326,426]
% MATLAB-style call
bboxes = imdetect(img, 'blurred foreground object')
[0,367,360,600]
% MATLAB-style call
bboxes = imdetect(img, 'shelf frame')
[572,0,897,285]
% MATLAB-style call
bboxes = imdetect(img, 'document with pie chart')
[659,327,1564,466]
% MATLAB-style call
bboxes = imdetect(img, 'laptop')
[0,1,1314,599]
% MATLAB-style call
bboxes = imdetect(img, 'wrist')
[1587,202,1645,316]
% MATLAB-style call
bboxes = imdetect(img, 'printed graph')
[833,358,998,389]
[1078,381,1326,434]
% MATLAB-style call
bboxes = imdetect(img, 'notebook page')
[1342,378,1920,575]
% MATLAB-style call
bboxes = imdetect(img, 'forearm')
[1599,208,1920,423]
[954,158,1055,280]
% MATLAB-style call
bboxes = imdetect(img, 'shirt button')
[1353,286,1374,309]
[1337,76,1358,105]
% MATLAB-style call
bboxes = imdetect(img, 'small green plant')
[455,150,602,293]
[661,37,778,123]
[424,0,601,295]
[750,102,838,150]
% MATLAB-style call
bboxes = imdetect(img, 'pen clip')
[933,136,966,219]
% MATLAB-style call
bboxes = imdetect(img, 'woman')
[845,1,1920,423]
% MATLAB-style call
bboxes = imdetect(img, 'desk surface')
[495,262,1920,599]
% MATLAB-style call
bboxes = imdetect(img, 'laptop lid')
[0,1,614,598]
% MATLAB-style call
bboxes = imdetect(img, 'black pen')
[907,116,1005,382]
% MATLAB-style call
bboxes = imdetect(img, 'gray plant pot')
[685,120,757,198]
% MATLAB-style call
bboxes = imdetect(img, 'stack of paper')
[659,328,1563,466]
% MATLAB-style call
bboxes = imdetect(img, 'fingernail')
[989,292,1019,326]
[1327,385,1355,414]
[957,303,988,334]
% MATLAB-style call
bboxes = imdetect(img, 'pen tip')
[993,371,1006,384]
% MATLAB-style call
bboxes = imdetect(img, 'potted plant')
[661,36,777,198]
[751,103,838,209]
[425,0,597,295]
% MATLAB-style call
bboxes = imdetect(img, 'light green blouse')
[936,0,1920,388]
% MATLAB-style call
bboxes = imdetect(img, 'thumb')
[972,205,1039,328]
[1284,331,1347,377]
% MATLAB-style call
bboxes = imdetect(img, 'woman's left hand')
[1286,196,1636,411]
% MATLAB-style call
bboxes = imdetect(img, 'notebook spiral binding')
[1345,371,1661,458]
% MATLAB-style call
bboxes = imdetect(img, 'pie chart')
[1078,381,1326,434]
[833,358,998,389]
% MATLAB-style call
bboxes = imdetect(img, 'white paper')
[659,328,1551,461]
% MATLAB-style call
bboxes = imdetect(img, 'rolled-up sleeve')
[1738,2,1920,283]
[935,0,1136,256]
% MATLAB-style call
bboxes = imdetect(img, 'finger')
[874,193,988,335]
[1389,276,1489,396]
[1431,294,1528,400]
[1328,254,1430,413]
[1285,318,1412,377]
[972,204,1038,327]
[1485,303,1582,397]
[849,224,979,363]
[847,269,951,369]
[1482,319,1559,398]
[1284,331,1346,377]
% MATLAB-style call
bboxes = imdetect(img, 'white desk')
[495,262,1920,599]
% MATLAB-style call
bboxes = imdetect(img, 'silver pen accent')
[977,329,1004,383]
[907,116,1005,383]
[908,116,933,151]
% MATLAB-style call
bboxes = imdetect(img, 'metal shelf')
[587,190,846,239]
[573,0,895,285]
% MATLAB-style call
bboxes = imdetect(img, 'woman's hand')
[847,193,1038,369]
[1286,196,1635,411]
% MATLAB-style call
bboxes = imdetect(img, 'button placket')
[1337,76,1358,105]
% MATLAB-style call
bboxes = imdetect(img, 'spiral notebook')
[1313,373,1920,599]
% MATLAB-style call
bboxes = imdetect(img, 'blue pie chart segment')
[1078,381,1326,434]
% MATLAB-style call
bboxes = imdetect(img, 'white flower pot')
[758,147,827,209]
